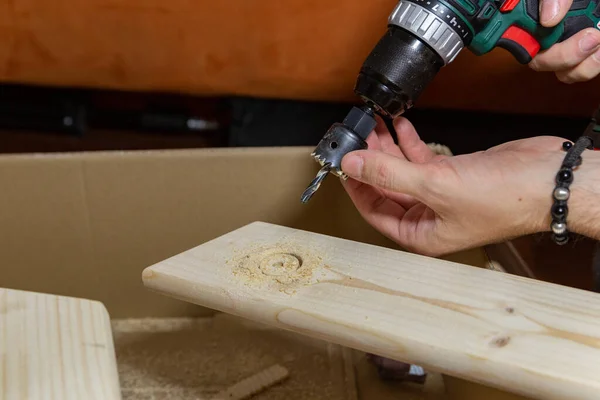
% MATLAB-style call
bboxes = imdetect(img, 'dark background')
[0,83,592,154]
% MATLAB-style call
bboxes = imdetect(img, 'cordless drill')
[301,0,600,202]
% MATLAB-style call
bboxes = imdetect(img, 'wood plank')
[0,288,122,400]
[142,221,600,400]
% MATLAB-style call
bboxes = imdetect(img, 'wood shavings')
[426,143,453,156]
[112,316,358,400]
[228,241,327,293]
[209,364,289,400]
[111,317,212,333]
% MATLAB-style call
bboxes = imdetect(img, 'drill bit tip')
[301,165,330,204]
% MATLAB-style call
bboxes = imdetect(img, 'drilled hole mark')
[230,245,320,290]
[259,253,303,276]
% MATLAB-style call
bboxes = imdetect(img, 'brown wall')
[0,0,597,116]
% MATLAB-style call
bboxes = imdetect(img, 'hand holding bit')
[340,116,600,256]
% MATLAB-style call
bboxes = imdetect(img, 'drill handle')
[469,0,600,63]
[556,0,600,41]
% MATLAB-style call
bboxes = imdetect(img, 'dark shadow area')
[0,83,592,154]
[227,96,590,154]
[511,234,597,292]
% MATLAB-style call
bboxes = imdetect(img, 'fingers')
[366,115,435,163]
[342,178,408,243]
[530,29,600,72]
[341,149,426,197]
[358,116,421,207]
[364,122,382,150]
[371,115,407,160]
[394,117,436,163]
[539,0,572,27]
[555,50,600,83]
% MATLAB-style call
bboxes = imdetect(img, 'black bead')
[562,141,573,151]
[551,203,568,220]
[553,233,569,245]
[556,169,573,184]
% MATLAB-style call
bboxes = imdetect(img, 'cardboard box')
[0,146,519,399]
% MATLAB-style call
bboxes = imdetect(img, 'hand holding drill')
[530,0,600,82]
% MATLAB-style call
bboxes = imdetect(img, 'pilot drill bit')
[300,106,377,203]
[300,164,331,203]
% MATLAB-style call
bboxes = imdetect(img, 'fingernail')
[579,33,600,53]
[342,154,363,178]
[540,0,559,24]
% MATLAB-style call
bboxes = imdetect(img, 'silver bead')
[553,187,570,201]
[552,222,567,235]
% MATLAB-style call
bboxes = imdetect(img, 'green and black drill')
[301,0,600,202]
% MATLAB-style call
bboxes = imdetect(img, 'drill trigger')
[497,25,541,63]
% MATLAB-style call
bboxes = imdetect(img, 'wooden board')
[0,288,122,400]
[142,222,600,400]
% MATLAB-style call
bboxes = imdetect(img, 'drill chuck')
[355,0,469,118]
[355,27,444,118]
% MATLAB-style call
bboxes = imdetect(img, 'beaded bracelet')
[551,136,594,245]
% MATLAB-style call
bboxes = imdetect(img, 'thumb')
[540,0,572,27]
[341,150,427,197]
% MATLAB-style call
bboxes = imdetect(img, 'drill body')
[301,0,600,202]
[362,0,600,119]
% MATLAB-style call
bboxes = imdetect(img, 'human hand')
[340,117,597,257]
[529,0,600,83]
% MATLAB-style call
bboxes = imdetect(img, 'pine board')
[0,288,121,400]
[142,221,600,400]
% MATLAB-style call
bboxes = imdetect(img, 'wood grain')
[142,222,600,400]
[0,288,122,400]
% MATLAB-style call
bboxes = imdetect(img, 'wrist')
[527,142,600,240]
[567,150,600,239]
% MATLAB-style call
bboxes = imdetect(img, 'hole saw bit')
[300,106,377,203]
[301,0,600,203]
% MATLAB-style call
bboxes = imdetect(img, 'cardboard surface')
[0,146,533,399]
[0,147,488,319]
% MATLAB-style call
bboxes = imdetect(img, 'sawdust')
[111,315,358,400]
[426,142,453,157]
[228,240,328,294]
